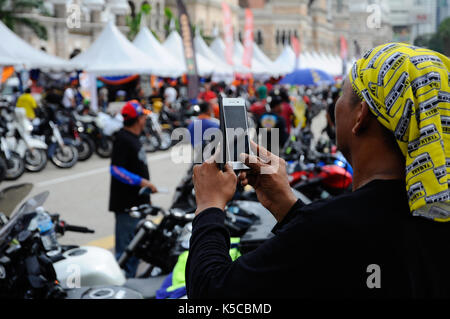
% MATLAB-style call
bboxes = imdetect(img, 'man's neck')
[350,139,405,191]
[124,125,140,136]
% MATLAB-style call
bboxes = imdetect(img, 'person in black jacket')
[109,100,157,278]
[186,44,450,298]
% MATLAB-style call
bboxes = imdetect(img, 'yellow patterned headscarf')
[349,42,450,222]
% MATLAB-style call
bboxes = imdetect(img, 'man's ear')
[351,101,371,135]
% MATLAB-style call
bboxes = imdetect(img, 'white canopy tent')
[71,21,164,76]
[210,38,275,77]
[297,51,354,78]
[273,45,297,75]
[209,38,250,74]
[193,34,234,79]
[133,26,184,78]
[162,31,215,77]
[252,42,280,76]
[0,20,73,71]
[326,53,343,77]
[297,51,315,69]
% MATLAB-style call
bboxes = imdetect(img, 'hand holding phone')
[219,96,251,171]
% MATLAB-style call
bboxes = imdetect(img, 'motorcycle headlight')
[77,126,84,133]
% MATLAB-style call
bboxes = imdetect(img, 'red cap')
[121,100,144,120]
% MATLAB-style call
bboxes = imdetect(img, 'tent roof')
[163,31,215,77]
[0,20,73,71]
[209,38,250,74]
[273,45,296,75]
[71,21,164,76]
[252,42,280,76]
[133,26,183,78]
[233,40,274,76]
[193,35,233,76]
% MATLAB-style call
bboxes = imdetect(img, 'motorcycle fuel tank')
[53,246,126,288]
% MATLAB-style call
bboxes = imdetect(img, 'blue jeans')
[114,212,140,278]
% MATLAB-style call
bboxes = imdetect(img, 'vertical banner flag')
[340,35,348,76]
[291,35,301,70]
[177,0,199,101]
[222,1,234,66]
[242,8,254,72]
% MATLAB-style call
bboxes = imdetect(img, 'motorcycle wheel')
[158,130,172,151]
[77,135,95,161]
[96,137,113,158]
[141,135,158,153]
[5,152,25,180]
[25,148,48,172]
[51,144,78,168]
[0,157,7,182]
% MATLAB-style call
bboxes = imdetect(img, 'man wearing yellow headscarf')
[185,43,450,299]
[347,42,450,221]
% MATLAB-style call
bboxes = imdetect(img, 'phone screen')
[223,103,250,164]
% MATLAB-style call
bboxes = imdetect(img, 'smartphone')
[219,96,251,171]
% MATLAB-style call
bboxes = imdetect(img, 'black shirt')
[186,179,450,298]
[109,129,150,213]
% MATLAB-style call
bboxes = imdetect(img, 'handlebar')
[125,204,162,218]
[63,224,95,234]
[55,220,95,235]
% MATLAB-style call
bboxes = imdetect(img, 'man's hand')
[141,179,158,193]
[193,158,237,215]
[239,141,297,222]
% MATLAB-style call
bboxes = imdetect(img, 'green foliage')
[126,3,152,40]
[414,17,450,55]
[0,0,48,40]
[164,7,180,36]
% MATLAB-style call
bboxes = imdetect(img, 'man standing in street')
[109,100,158,278]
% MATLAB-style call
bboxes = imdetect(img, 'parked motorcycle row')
[0,99,181,183]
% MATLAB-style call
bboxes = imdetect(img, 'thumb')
[223,162,236,178]
[240,153,264,173]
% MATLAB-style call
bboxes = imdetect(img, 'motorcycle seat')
[123,275,166,299]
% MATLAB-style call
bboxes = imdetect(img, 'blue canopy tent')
[279,68,335,86]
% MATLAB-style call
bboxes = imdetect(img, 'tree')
[0,0,49,40]
[437,17,450,55]
[414,17,450,56]
[126,2,151,40]
[164,7,180,37]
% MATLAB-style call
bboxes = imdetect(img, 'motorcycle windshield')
[0,190,49,245]
[0,183,33,218]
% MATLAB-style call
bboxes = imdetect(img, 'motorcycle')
[33,104,79,169]
[0,184,143,299]
[74,112,114,158]
[0,118,25,180]
[141,110,172,153]
[281,124,352,201]
[0,184,187,299]
[2,107,48,172]
[57,110,95,161]
[0,157,6,183]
